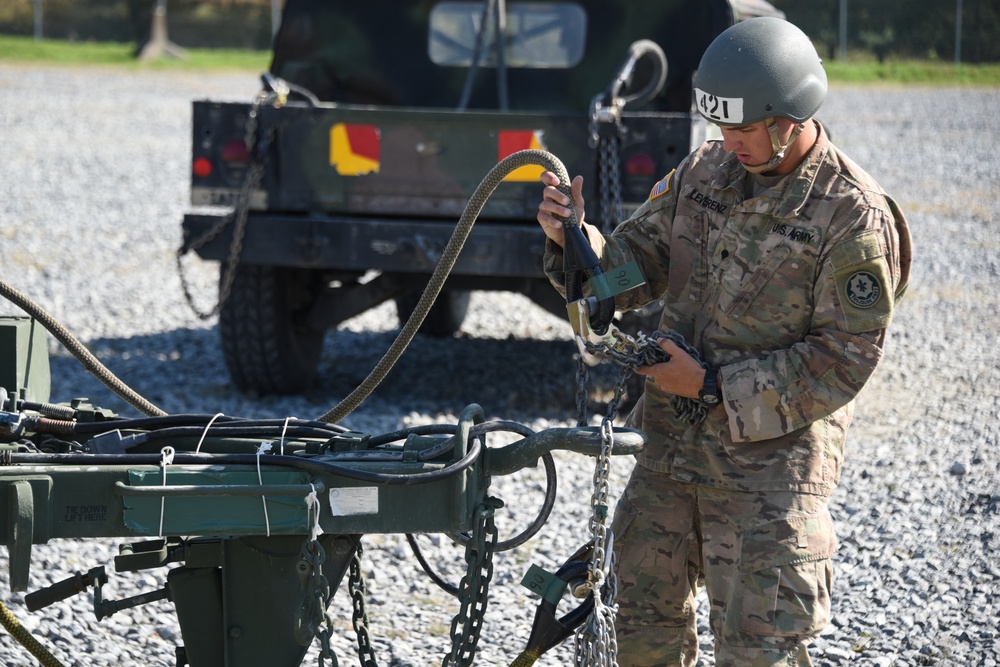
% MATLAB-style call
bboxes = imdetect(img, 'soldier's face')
[720,117,799,172]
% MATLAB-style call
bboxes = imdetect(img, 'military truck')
[180,0,784,395]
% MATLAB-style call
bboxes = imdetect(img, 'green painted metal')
[0,316,50,405]
[0,322,645,665]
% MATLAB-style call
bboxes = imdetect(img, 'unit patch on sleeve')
[845,271,882,309]
[830,229,894,333]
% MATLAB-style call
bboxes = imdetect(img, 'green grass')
[824,57,1000,85]
[0,34,270,71]
[1,34,998,85]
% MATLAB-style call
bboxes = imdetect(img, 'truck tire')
[219,264,325,395]
[394,289,470,337]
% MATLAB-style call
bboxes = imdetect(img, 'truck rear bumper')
[182,213,549,279]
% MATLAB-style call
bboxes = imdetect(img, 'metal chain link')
[572,366,628,667]
[443,496,501,667]
[589,94,625,235]
[338,498,501,667]
[575,353,591,427]
[349,541,379,667]
[597,133,624,235]
[571,323,712,665]
[294,539,337,667]
[586,329,711,425]
[176,89,274,320]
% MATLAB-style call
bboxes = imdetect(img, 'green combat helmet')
[692,16,827,173]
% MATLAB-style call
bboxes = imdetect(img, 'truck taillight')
[193,157,212,178]
[624,153,656,177]
[623,153,658,198]
[219,140,250,185]
[222,140,249,164]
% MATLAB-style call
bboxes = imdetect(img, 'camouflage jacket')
[545,122,912,495]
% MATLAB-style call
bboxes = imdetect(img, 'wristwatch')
[699,368,722,406]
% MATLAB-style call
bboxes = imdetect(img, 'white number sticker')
[329,487,379,516]
[694,88,744,124]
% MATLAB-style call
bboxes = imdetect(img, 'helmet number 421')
[694,88,744,124]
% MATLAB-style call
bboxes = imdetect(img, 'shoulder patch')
[649,170,675,201]
[845,271,882,309]
[830,230,893,333]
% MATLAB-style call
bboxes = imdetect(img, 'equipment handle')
[25,567,106,612]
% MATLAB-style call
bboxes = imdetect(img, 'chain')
[571,324,710,665]
[294,539,337,667]
[337,497,503,667]
[589,94,625,235]
[572,365,628,667]
[575,353,591,427]
[443,496,501,667]
[349,541,379,667]
[176,89,273,320]
[586,329,710,425]
[597,132,624,235]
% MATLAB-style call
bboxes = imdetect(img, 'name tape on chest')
[687,188,729,214]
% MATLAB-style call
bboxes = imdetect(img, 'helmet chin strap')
[741,118,804,174]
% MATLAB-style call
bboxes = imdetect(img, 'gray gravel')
[1,64,998,667]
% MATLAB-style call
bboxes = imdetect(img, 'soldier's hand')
[634,338,706,399]
[537,171,586,248]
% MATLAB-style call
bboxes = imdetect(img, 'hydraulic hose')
[316,149,582,425]
[67,414,349,435]
[8,444,481,487]
[0,278,166,417]
[2,150,585,428]
[0,600,65,667]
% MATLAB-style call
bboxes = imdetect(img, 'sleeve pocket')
[829,230,894,333]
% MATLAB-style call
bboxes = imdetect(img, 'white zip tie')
[256,441,273,536]
[195,412,225,453]
[305,484,322,543]
[279,416,292,455]
[158,446,176,538]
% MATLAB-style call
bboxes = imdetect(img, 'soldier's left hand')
[634,337,706,399]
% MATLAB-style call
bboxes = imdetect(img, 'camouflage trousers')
[609,465,836,667]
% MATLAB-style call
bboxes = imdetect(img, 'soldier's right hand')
[537,171,586,248]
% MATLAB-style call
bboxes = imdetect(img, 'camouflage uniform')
[543,122,912,666]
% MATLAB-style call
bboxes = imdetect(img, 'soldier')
[536,17,912,667]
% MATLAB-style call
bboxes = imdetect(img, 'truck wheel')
[394,289,470,337]
[219,264,325,395]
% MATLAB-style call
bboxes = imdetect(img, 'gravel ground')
[0,64,998,667]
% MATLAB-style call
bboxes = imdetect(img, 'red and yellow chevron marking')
[498,130,547,182]
[329,123,380,176]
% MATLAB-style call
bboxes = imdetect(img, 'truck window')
[429,2,587,69]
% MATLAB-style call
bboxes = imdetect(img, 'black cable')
[64,415,348,436]
[9,437,481,486]
[406,533,460,597]
[111,424,351,446]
